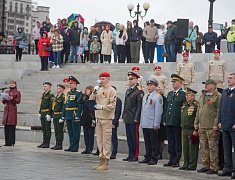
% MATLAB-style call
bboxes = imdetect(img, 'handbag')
[46,44,52,52]
[19,41,27,49]
[77,46,84,55]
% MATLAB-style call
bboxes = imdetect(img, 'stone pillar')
[220,39,228,53]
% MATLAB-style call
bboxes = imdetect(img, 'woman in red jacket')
[2,80,21,146]
[38,31,51,71]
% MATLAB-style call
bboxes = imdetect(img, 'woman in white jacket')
[116,25,128,63]
[156,24,167,62]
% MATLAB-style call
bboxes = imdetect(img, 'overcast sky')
[37,0,234,33]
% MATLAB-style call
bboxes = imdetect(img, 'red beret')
[63,78,69,82]
[99,72,110,77]
[154,66,161,70]
[213,49,220,53]
[182,52,189,57]
[132,66,140,71]
[133,20,137,23]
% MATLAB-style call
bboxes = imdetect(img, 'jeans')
[145,42,156,63]
[71,45,78,62]
[49,51,54,62]
[92,53,99,63]
[111,126,118,156]
[53,51,61,66]
[156,45,164,62]
[166,43,176,62]
[227,42,235,53]
[113,44,118,63]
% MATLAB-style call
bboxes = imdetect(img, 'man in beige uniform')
[90,71,116,171]
[208,49,226,93]
[125,66,144,90]
[175,52,195,89]
[150,66,168,96]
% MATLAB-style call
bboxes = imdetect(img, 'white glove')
[45,114,51,121]
[59,119,64,123]
[51,118,53,121]
[38,114,41,121]
[93,85,100,94]
[94,104,103,110]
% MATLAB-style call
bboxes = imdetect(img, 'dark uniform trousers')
[143,128,159,161]
[53,114,64,141]
[111,126,118,156]
[83,126,95,152]
[182,128,199,169]
[125,123,139,159]
[67,119,81,151]
[167,125,182,164]
[41,111,51,139]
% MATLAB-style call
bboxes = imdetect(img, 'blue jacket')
[218,88,235,131]
[113,97,122,127]
[202,31,217,47]
[61,28,74,43]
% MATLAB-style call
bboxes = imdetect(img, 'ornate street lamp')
[208,0,216,27]
[127,2,150,27]
[0,0,6,37]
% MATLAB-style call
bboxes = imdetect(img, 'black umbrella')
[94,21,115,31]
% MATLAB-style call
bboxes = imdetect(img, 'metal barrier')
[0,44,36,54]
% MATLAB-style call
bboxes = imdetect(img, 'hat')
[202,79,216,85]
[43,82,52,86]
[63,23,68,26]
[166,20,173,24]
[128,72,140,79]
[69,76,80,84]
[93,36,99,41]
[185,87,197,94]
[213,49,221,53]
[232,19,235,23]
[57,84,65,89]
[182,52,189,57]
[154,66,161,70]
[208,25,213,28]
[171,74,185,82]
[150,19,155,23]
[133,20,137,23]
[99,72,110,77]
[63,78,69,82]
[146,77,158,86]
[132,66,140,71]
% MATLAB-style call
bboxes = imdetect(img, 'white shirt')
[157,28,167,45]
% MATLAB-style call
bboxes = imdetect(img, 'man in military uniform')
[125,66,144,89]
[139,78,163,165]
[51,84,65,150]
[90,71,116,171]
[150,66,168,96]
[208,49,226,93]
[175,52,195,89]
[61,76,83,152]
[163,74,186,167]
[194,79,221,174]
[122,72,144,162]
[179,87,199,171]
[63,77,70,133]
[38,82,54,148]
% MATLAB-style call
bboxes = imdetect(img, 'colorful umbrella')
[68,13,84,27]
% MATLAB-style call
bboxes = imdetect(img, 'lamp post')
[0,0,6,37]
[127,2,150,27]
[208,0,216,27]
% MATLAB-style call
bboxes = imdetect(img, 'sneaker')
[56,65,60,69]
[52,65,56,68]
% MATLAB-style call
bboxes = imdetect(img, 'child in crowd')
[90,36,100,63]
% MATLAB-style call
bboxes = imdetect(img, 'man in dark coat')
[165,21,177,62]
[202,25,217,53]
[122,72,144,162]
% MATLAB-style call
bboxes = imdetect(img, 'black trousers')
[124,44,131,63]
[143,128,159,161]
[117,45,125,63]
[103,55,111,63]
[81,50,89,63]
[61,43,70,63]
[34,40,39,54]
[40,56,48,70]
[4,125,16,145]
[15,46,23,61]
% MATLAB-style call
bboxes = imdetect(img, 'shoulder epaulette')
[76,90,81,92]
[136,86,142,90]
[50,92,53,94]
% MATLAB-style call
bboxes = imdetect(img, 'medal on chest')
[149,99,153,105]
[103,92,108,98]
[229,94,233,98]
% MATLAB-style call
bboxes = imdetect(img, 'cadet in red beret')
[125,66,144,89]
[99,72,110,78]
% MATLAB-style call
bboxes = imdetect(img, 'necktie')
[146,94,150,101]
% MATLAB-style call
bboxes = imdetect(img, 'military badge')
[103,92,108,98]
[207,99,210,105]
[229,94,233,98]
[150,99,153,105]
[176,93,179,97]
[131,93,135,97]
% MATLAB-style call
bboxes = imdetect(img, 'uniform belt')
[66,108,78,111]
[53,112,62,115]
[41,109,49,112]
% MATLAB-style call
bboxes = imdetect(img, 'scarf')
[119,30,123,38]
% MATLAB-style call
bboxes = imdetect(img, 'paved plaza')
[0,140,227,180]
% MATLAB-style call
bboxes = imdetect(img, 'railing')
[0,44,36,54]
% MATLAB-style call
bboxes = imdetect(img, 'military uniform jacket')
[39,90,54,115]
[140,91,163,129]
[194,90,221,129]
[218,88,235,131]
[163,88,186,127]
[150,74,168,96]
[90,83,116,120]
[122,84,144,124]
[175,61,195,85]
[62,88,83,120]
[52,93,65,119]
[181,99,198,129]
[208,59,226,88]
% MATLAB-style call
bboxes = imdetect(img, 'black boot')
[37,137,46,148]
[51,141,58,150]
[41,138,50,148]
[54,140,63,150]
